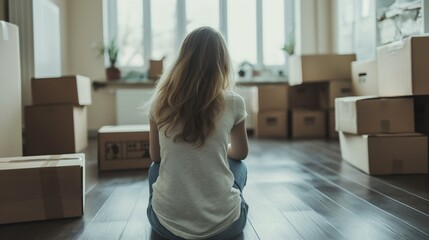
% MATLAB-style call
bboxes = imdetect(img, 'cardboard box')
[377,36,429,96]
[319,80,353,109]
[288,54,356,86]
[335,96,414,134]
[352,59,378,96]
[253,111,288,138]
[25,105,88,155]
[415,96,429,135]
[251,84,289,111]
[339,132,428,175]
[291,109,326,139]
[32,75,92,106]
[98,125,152,171]
[0,153,85,224]
[0,21,22,157]
[289,83,322,109]
[149,59,163,79]
[328,109,338,139]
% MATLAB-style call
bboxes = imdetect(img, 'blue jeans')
[147,159,249,240]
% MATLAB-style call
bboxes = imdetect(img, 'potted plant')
[100,39,121,80]
[282,32,295,56]
[238,60,253,78]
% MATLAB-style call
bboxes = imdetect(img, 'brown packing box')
[377,36,429,96]
[288,54,356,86]
[335,96,414,134]
[253,111,287,138]
[339,132,428,175]
[0,153,85,224]
[149,59,163,79]
[351,59,379,96]
[328,109,338,139]
[291,109,326,139]
[319,80,353,109]
[289,83,322,109]
[98,125,152,171]
[25,105,88,155]
[251,84,289,111]
[414,96,429,135]
[32,75,92,106]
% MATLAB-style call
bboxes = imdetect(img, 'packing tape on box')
[39,167,65,219]
[1,21,9,41]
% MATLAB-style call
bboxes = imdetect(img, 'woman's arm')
[227,120,249,160]
[149,120,161,163]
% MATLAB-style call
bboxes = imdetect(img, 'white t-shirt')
[150,92,247,239]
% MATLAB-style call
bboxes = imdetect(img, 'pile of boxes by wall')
[251,54,356,140]
[252,85,289,138]
[288,54,356,140]
[251,54,357,140]
[25,75,91,155]
[336,35,429,175]
[0,22,85,225]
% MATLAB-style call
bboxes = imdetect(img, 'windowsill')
[92,76,289,90]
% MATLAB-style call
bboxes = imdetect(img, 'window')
[263,0,285,66]
[186,0,219,33]
[227,0,257,65]
[151,0,176,65]
[105,0,294,76]
[116,0,144,67]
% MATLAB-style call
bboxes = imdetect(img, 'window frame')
[104,0,294,76]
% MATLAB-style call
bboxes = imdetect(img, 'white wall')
[66,0,116,131]
[295,0,334,54]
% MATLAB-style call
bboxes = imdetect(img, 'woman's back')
[151,93,246,238]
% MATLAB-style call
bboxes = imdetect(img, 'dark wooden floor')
[1,137,429,240]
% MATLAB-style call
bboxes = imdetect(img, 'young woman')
[146,26,249,240]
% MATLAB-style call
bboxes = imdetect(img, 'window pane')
[227,0,257,66]
[186,0,219,33]
[117,0,144,67]
[152,0,177,66]
[263,0,285,65]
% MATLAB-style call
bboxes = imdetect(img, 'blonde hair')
[151,26,234,147]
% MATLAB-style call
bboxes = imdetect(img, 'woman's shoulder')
[224,91,245,102]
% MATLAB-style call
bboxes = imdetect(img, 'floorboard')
[0,138,428,239]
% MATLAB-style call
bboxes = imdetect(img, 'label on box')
[105,141,150,161]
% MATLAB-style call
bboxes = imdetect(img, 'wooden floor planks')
[0,138,428,239]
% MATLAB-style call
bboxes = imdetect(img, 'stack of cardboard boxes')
[336,35,429,175]
[25,75,91,155]
[288,54,356,139]
[252,84,289,138]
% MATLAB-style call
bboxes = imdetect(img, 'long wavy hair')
[151,26,234,147]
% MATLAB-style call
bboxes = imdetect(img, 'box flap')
[0,154,85,170]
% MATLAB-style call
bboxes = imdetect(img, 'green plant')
[100,39,119,66]
[282,33,295,56]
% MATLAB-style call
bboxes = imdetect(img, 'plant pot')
[106,65,121,81]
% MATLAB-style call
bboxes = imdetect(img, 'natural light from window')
[109,0,293,73]
[263,0,285,65]
[152,0,177,65]
[227,0,257,66]
[117,0,143,67]
[186,0,219,33]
